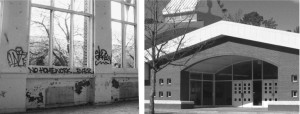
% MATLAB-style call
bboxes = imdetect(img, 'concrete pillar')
[94,0,112,74]
[94,75,112,104]
[0,0,29,113]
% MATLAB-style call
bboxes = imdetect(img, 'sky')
[220,0,299,31]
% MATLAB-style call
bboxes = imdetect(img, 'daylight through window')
[29,0,93,67]
[111,0,136,68]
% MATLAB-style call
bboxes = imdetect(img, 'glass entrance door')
[262,80,278,107]
[232,80,253,107]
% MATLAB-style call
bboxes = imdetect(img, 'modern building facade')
[145,21,299,110]
[0,0,139,113]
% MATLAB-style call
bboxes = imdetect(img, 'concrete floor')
[14,101,138,114]
[145,107,299,114]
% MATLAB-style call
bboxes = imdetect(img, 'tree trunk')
[149,70,156,114]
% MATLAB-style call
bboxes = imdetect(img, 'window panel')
[190,73,202,80]
[124,5,134,23]
[74,0,88,13]
[111,1,122,20]
[216,65,232,80]
[30,0,93,68]
[125,24,135,68]
[73,14,88,67]
[31,0,51,6]
[111,21,122,68]
[54,0,72,10]
[125,0,135,4]
[29,7,50,66]
[111,0,136,69]
[263,61,278,79]
[53,11,71,66]
[233,61,252,80]
[253,60,262,79]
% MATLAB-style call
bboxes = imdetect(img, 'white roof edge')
[184,20,299,50]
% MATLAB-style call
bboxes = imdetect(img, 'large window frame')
[29,0,94,69]
[111,0,137,69]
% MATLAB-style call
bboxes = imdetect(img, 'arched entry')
[184,55,278,107]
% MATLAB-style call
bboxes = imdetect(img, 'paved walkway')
[15,101,138,114]
[145,107,299,114]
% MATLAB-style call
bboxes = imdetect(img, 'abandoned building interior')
[0,0,139,113]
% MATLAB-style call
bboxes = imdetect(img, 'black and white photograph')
[144,0,299,114]
[0,0,299,114]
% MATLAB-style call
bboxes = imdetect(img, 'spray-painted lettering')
[95,46,112,65]
[7,47,27,67]
[28,67,94,74]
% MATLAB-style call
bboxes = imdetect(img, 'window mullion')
[49,0,54,67]
[121,4,125,68]
[70,0,74,67]
[31,4,93,17]
[134,2,137,68]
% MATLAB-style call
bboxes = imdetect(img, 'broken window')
[29,0,93,67]
[111,0,136,68]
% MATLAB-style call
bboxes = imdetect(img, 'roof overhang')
[151,35,299,67]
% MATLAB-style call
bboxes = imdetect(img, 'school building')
[145,20,299,111]
[0,0,139,113]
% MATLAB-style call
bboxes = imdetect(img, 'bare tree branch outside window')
[29,0,91,67]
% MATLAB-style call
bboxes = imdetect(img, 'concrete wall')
[0,1,30,113]
[145,41,299,108]
[26,78,93,108]
[0,0,138,113]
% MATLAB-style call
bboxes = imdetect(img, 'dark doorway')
[203,81,213,105]
[253,81,262,105]
[215,81,232,105]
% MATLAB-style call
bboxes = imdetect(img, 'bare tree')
[29,2,88,67]
[145,0,213,113]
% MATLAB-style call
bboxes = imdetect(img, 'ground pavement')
[145,107,299,114]
[12,101,138,114]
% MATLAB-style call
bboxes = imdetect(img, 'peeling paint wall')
[93,74,138,104]
[111,77,138,102]
[26,78,93,108]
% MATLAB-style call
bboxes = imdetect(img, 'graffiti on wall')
[0,91,7,97]
[7,47,28,67]
[95,46,111,65]
[26,91,44,104]
[75,79,91,94]
[28,67,94,74]
[111,77,138,101]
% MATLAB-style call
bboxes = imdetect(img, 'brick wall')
[145,41,299,103]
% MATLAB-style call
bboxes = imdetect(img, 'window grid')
[111,0,137,68]
[167,78,171,85]
[167,91,171,97]
[291,75,298,82]
[159,91,163,97]
[292,90,298,97]
[159,79,164,85]
[30,0,93,68]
